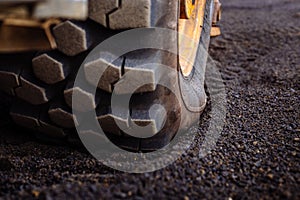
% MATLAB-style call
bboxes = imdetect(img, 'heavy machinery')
[0,0,221,151]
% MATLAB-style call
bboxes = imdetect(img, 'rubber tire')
[0,0,213,151]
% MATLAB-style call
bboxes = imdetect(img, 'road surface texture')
[0,0,299,199]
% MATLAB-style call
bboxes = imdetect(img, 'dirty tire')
[0,0,213,151]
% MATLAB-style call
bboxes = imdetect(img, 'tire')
[0,0,214,151]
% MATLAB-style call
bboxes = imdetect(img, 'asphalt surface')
[0,0,299,199]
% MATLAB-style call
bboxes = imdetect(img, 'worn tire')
[0,0,214,151]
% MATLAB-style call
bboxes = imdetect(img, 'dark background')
[0,0,299,199]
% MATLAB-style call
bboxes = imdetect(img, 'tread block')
[129,93,167,138]
[114,67,157,94]
[84,52,123,93]
[53,21,90,56]
[109,0,151,29]
[89,0,118,27]
[64,87,96,112]
[10,101,40,129]
[32,52,71,84]
[89,0,151,29]
[37,106,67,138]
[130,107,165,138]
[0,53,35,95]
[114,50,162,94]
[49,100,78,128]
[64,77,109,112]
[48,107,76,128]
[96,105,127,135]
[15,77,49,105]
[0,66,21,95]
[10,101,66,138]
[84,50,166,95]
[37,121,66,138]
[14,67,61,105]
[96,93,166,139]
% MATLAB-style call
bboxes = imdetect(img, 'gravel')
[0,0,299,199]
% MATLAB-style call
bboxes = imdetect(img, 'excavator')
[0,0,221,151]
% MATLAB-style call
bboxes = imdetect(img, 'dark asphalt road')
[0,0,299,199]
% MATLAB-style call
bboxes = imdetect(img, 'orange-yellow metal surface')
[180,0,196,19]
[179,0,206,76]
[0,18,60,52]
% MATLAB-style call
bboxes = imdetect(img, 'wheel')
[0,0,214,151]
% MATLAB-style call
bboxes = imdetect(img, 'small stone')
[53,172,60,178]
[294,138,300,142]
[184,196,190,200]
[253,141,258,145]
[32,190,40,198]
[115,192,126,198]
[254,161,261,167]
[200,169,205,175]
[267,174,274,179]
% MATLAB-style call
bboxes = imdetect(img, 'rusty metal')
[0,18,60,52]
[0,0,88,52]
[179,0,206,76]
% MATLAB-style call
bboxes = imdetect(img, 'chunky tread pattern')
[49,99,78,129]
[15,67,64,105]
[10,101,66,138]
[15,77,48,105]
[64,87,96,112]
[32,52,71,84]
[97,105,126,136]
[10,101,40,128]
[0,0,213,151]
[84,52,123,93]
[84,50,165,94]
[109,0,151,29]
[89,0,151,29]
[53,21,90,56]
[130,95,167,138]
[63,79,107,112]
[0,53,63,105]
[0,65,21,95]
[89,0,119,28]
[0,53,34,95]
[114,51,161,94]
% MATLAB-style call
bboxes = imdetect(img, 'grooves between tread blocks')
[0,0,212,152]
[89,0,151,29]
